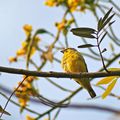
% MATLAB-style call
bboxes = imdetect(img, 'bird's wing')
[78,52,88,72]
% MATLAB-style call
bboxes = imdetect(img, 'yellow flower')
[30,47,36,56]
[22,41,28,48]
[67,18,74,25]
[23,24,32,32]
[19,97,29,107]
[44,0,87,12]
[27,76,35,82]
[67,0,79,12]
[26,115,35,120]
[25,82,32,89]
[44,0,57,7]
[23,24,32,36]
[55,19,67,31]
[8,57,17,63]
[67,0,86,12]
[16,48,26,56]
[16,36,40,58]
[15,75,38,108]
[55,18,74,32]
[16,41,28,56]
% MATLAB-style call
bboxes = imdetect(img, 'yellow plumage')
[61,48,96,98]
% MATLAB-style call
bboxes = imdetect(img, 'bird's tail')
[75,78,96,98]
[87,87,96,98]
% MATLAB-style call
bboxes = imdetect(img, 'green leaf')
[78,44,96,48]
[35,29,54,37]
[102,79,117,99]
[101,13,115,31]
[98,8,115,32]
[98,17,103,31]
[102,7,113,24]
[74,33,96,38]
[71,28,96,38]
[109,20,115,26]
[71,27,96,33]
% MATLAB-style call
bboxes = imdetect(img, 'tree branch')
[0,66,120,79]
[66,104,120,114]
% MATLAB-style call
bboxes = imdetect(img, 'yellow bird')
[61,48,96,98]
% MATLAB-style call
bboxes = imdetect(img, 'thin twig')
[109,0,120,12]
[64,35,69,48]
[0,76,28,118]
[99,53,120,71]
[46,78,73,92]
[53,108,61,120]
[35,87,82,119]
[0,91,40,115]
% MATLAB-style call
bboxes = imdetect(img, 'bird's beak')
[60,49,65,53]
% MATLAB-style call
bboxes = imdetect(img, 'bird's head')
[60,48,77,54]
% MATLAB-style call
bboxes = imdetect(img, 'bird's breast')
[61,53,87,73]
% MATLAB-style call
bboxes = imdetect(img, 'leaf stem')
[96,32,108,72]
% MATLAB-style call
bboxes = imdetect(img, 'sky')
[0,0,120,120]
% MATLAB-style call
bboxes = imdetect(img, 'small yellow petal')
[22,41,28,48]
[8,57,17,63]
[23,24,32,36]
[44,0,57,7]
[23,24,32,32]
[31,47,36,56]
[26,115,35,120]
[102,79,117,99]
[16,49,26,56]
[96,76,118,86]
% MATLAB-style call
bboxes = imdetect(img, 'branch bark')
[0,66,120,79]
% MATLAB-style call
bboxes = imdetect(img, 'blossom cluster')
[9,24,40,63]
[45,0,95,12]
[15,76,38,109]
